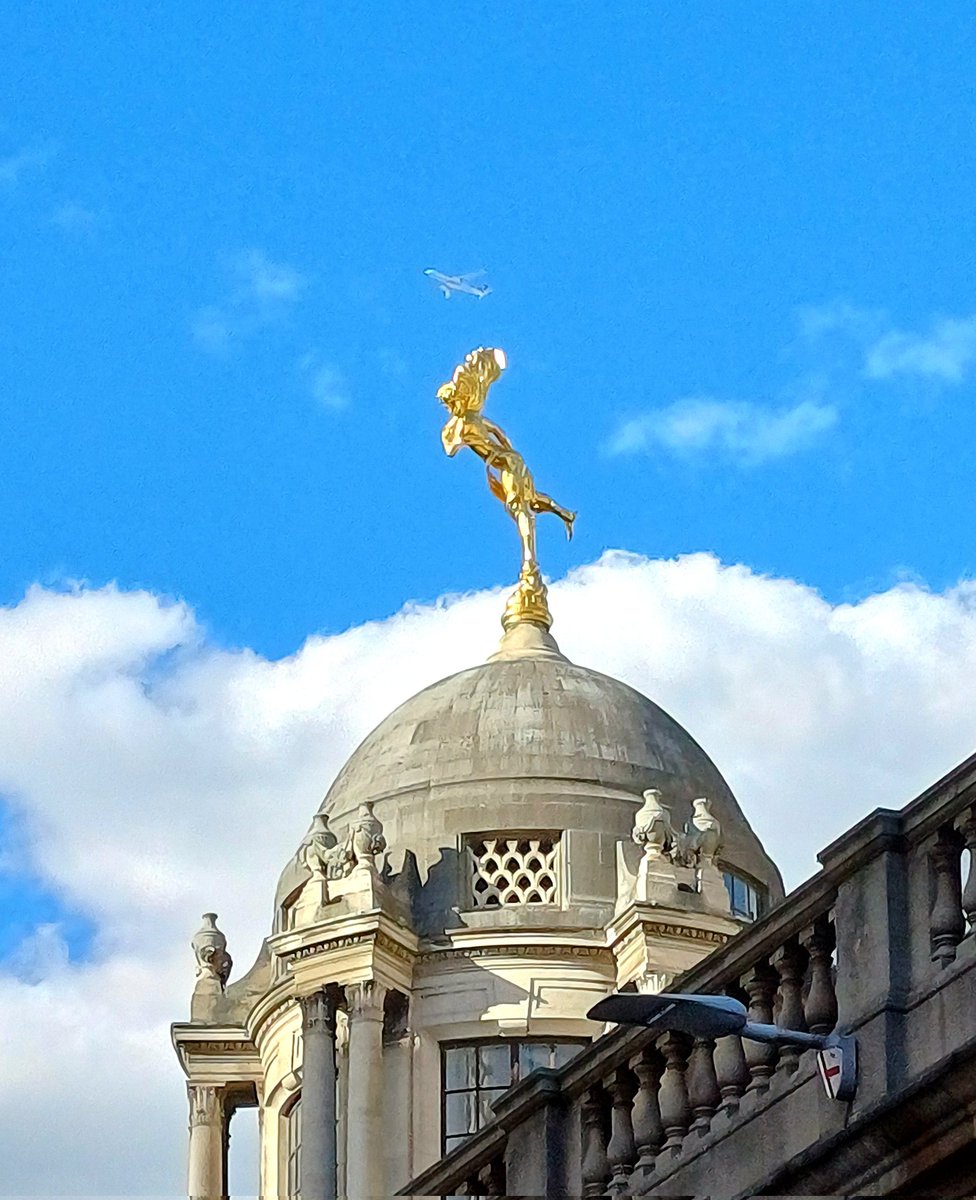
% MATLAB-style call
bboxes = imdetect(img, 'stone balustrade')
[401,754,976,1198]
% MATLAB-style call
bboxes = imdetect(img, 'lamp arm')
[741,1022,831,1049]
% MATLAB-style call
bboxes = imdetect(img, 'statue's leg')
[513,506,537,570]
[531,492,576,537]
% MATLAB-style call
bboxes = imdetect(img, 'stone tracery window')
[466,833,561,907]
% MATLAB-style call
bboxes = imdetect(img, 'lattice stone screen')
[467,833,561,907]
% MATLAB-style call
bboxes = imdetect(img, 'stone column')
[345,980,386,1199]
[187,1084,225,1200]
[300,989,340,1200]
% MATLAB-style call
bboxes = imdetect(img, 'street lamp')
[587,992,857,1101]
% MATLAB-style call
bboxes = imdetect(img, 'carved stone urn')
[191,913,229,982]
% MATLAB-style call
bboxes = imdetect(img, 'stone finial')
[351,801,386,872]
[191,913,232,989]
[688,797,722,865]
[632,789,678,861]
[300,813,340,879]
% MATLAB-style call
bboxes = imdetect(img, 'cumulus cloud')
[192,249,306,354]
[865,313,976,383]
[797,300,976,386]
[606,397,837,464]
[4,556,976,1189]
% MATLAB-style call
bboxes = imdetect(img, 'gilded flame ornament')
[437,347,575,630]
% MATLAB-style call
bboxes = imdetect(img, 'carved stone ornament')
[345,978,386,1021]
[300,813,346,880]
[187,1083,221,1127]
[632,791,722,870]
[299,987,341,1035]
[632,789,678,860]
[298,804,387,883]
[686,797,722,866]
[191,913,232,988]
[351,801,387,871]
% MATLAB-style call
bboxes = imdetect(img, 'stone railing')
[401,752,976,1198]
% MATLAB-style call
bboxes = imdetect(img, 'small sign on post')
[817,1037,857,1101]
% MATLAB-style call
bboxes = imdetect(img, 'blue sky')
[3,4,976,658]
[5,7,976,1186]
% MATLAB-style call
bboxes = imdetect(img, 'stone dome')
[288,624,783,930]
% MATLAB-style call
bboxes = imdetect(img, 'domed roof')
[316,623,783,903]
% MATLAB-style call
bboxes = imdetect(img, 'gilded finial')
[437,347,575,631]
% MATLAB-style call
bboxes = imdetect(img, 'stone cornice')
[606,903,739,959]
[171,1023,260,1082]
[416,942,613,965]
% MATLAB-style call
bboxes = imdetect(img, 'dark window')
[722,871,764,921]
[283,1096,301,1198]
[441,1039,588,1153]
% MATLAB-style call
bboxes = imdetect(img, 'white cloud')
[51,201,99,233]
[298,351,349,411]
[797,301,976,386]
[0,143,56,187]
[5,556,976,1189]
[606,397,837,464]
[865,313,976,383]
[192,249,306,354]
[234,248,304,305]
[796,300,887,341]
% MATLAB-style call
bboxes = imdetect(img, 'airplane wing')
[457,270,487,282]
[439,285,451,299]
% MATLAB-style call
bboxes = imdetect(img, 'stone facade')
[406,749,976,1199]
[171,620,781,1198]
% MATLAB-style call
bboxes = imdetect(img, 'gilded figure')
[437,347,575,629]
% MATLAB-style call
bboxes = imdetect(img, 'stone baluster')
[959,805,976,933]
[713,1032,749,1115]
[930,825,965,967]
[299,988,340,1200]
[631,1048,664,1174]
[801,917,838,1036]
[657,1031,692,1153]
[345,979,386,1200]
[581,1086,610,1199]
[474,1155,505,1196]
[187,1084,225,1200]
[772,940,808,1073]
[606,1066,637,1195]
[742,961,778,1092]
[686,1037,720,1135]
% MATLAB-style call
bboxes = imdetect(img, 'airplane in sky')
[423,268,492,299]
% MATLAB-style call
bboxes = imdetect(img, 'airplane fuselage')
[423,268,491,299]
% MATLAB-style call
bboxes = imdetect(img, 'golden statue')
[437,347,575,630]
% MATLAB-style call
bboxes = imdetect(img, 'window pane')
[444,1090,478,1137]
[444,1046,477,1090]
[478,1044,512,1088]
[553,1042,586,1068]
[444,1135,467,1156]
[518,1042,551,1077]
[478,1088,508,1125]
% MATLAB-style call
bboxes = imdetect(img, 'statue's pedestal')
[636,855,697,903]
[190,975,223,1023]
[294,875,332,925]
